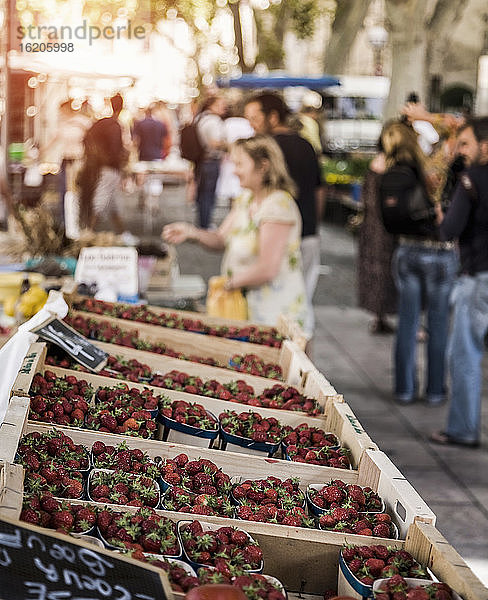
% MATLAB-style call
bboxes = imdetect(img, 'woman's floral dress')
[221,189,308,332]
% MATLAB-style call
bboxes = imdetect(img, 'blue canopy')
[217,74,340,90]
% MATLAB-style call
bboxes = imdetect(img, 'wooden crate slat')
[0,462,24,520]
[0,397,30,463]
[10,343,46,398]
[358,451,436,539]
[302,369,338,402]
[279,340,317,388]
[324,401,378,467]
[406,522,488,600]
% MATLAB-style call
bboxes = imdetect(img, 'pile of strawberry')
[99,355,153,382]
[97,507,180,556]
[67,314,283,377]
[232,479,314,526]
[20,494,97,533]
[18,430,89,499]
[45,351,152,383]
[159,454,232,496]
[233,476,305,510]
[163,486,234,517]
[229,354,283,379]
[286,445,351,469]
[341,545,429,587]
[375,576,453,600]
[85,384,158,438]
[308,480,383,513]
[235,503,313,528]
[96,383,159,411]
[319,509,395,538]
[282,423,339,449]
[179,520,263,570]
[219,411,282,445]
[91,441,159,479]
[45,348,319,414]
[75,298,284,346]
[29,371,93,427]
[89,470,160,507]
[150,371,254,400]
[257,384,319,413]
[156,379,307,412]
[160,398,218,431]
[198,570,286,600]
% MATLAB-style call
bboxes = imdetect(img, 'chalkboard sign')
[32,317,108,373]
[0,515,171,600]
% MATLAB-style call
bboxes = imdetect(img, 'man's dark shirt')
[132,117,167,161]
[273,132,322,237]
[85,116,124,170]
[440,164,488,275]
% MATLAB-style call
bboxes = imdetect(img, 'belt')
[399,236,456,250]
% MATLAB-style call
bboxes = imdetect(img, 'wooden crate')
[0,462,23,520]
[69,308,282,366]
[12,341,375,468]
[38,363,374,469]
[65,292,307,350]
[25,421,358,487]
[55,338,299,397]
[0,397,30,463]
[22,423,429,539]
[23,339,334,420]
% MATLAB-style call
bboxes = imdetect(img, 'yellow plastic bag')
[206,276,248,321]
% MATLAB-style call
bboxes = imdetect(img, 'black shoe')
[429,431,480,448]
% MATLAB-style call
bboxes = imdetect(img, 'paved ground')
[121,181,488,582]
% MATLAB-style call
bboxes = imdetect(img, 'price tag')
[0,515,172,600]
[32,318,108,372]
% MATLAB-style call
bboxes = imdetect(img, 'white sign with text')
[75,247,139,297]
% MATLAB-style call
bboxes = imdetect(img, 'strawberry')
[373,523,392,538]
[52,510,74,531]
[365,558,386,576]
[20,508,40,525]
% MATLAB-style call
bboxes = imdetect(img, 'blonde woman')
[163,135,308,333]
[380,121,458,406]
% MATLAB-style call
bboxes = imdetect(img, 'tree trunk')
[384,31,427,119]
[229,0,254,74]
[384,0,429,119]
[324,0,373,74]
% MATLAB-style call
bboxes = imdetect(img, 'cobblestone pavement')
[121,182,488,583]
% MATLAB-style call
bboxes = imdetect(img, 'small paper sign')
[32,317,108,372]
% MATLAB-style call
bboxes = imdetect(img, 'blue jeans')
[196,159,220,229]
[446,274,488,443]
[392,244,458,403]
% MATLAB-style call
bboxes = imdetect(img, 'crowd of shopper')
[32,87,488,448]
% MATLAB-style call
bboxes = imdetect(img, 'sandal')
[369,319,395,335]
[429,431,480,448]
